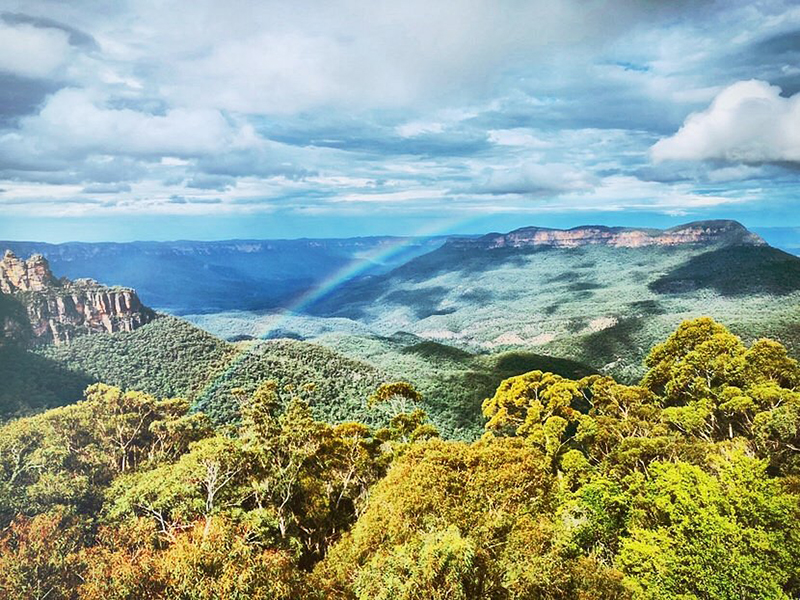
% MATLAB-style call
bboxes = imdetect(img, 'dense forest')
[0,317,798,599]
[3,315,595,438]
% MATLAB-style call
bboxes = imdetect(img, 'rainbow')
[194,213,484,405]
[261,212,484,336]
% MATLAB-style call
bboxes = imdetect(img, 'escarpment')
[450,220,766,250]
[0,250,156,346]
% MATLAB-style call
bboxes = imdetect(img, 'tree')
[354,526,481,600]
[107,436,248,541]
[482,371,589,470]
[617,450,800,599]
[317,437,554,599]
[0,511,84,600]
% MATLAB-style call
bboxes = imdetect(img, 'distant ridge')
[451,220,765,250]
[0,236,452,314]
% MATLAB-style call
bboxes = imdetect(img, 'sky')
[1,0,800,242]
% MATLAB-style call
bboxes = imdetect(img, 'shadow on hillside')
[492,351,595,380]
[650,246,800,297]
[401,340,474,362]
[0,293,32,344]
[0,345,94,420]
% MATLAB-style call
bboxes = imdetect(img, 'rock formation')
[0,251,56,293]
[452,220,766,250]
[0,250,156,346]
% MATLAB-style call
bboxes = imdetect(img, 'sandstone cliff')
[452,220,765,250]
[0,250,156,346]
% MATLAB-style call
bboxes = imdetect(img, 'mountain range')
[0,236,452,314]
[2,219,799,436]
[219,220,800,381]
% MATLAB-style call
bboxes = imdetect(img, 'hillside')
[3,306,598,437]
[315,331,594,438]
[0,344,93,418]
[306,220,800,381]
[30,316,390,428]
[39,316,236,400]
[25,313,593,438]
[181,311,597,437]
[7,219,800,432]
[191,339,388,426]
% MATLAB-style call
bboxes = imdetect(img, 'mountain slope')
[315,331,595,438]
[39,316,236,400]
[307,220,800,381]
[36,316,389,427]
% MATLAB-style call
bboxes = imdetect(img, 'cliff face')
[453,220,766,250]
[0,250,156,346]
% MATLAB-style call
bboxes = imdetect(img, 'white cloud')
[652,80,800,164]
[473,163,597,195]
[2,88,248,159]
[396,121,445,138]
[133,0,682,114]
[0,22,72,78]
[488,129,552,148]
[1,1,797,227]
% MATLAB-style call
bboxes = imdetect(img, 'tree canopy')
[0,317,798,599]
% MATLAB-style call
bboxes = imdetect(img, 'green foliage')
[318,318,800,599]
[40,316,237,400]
[0,384,210,527]
[19,316,388,430]
[650,246,800,297]
[193,338,387,426]
[353,526,479,600]
[315,331,595,439]
[317,437,627,599]
[617,452,800,599]
[0,317,799,598]
[0,344,92,420]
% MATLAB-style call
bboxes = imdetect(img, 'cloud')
[0,21,72,78]
[0,73,58,125]
[147,0,710,114]
[81,182,131,193]
[651,80,800,164]
[468,163,597,196]
[168,195,224,205]
[186,174,237,191]
[488,129,552,148]
[396,121,445,138]
[1,0,799,232]
[1,88,247,161]
[1,12,99,50]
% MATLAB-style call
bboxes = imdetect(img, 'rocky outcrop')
[0,250,156,346]
[0,251,56,293]
[452,220,766,250]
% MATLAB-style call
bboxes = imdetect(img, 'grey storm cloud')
[1,12,99,50]
[0,73,58,126]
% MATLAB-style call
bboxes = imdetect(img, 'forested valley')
[1,317,799,599]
